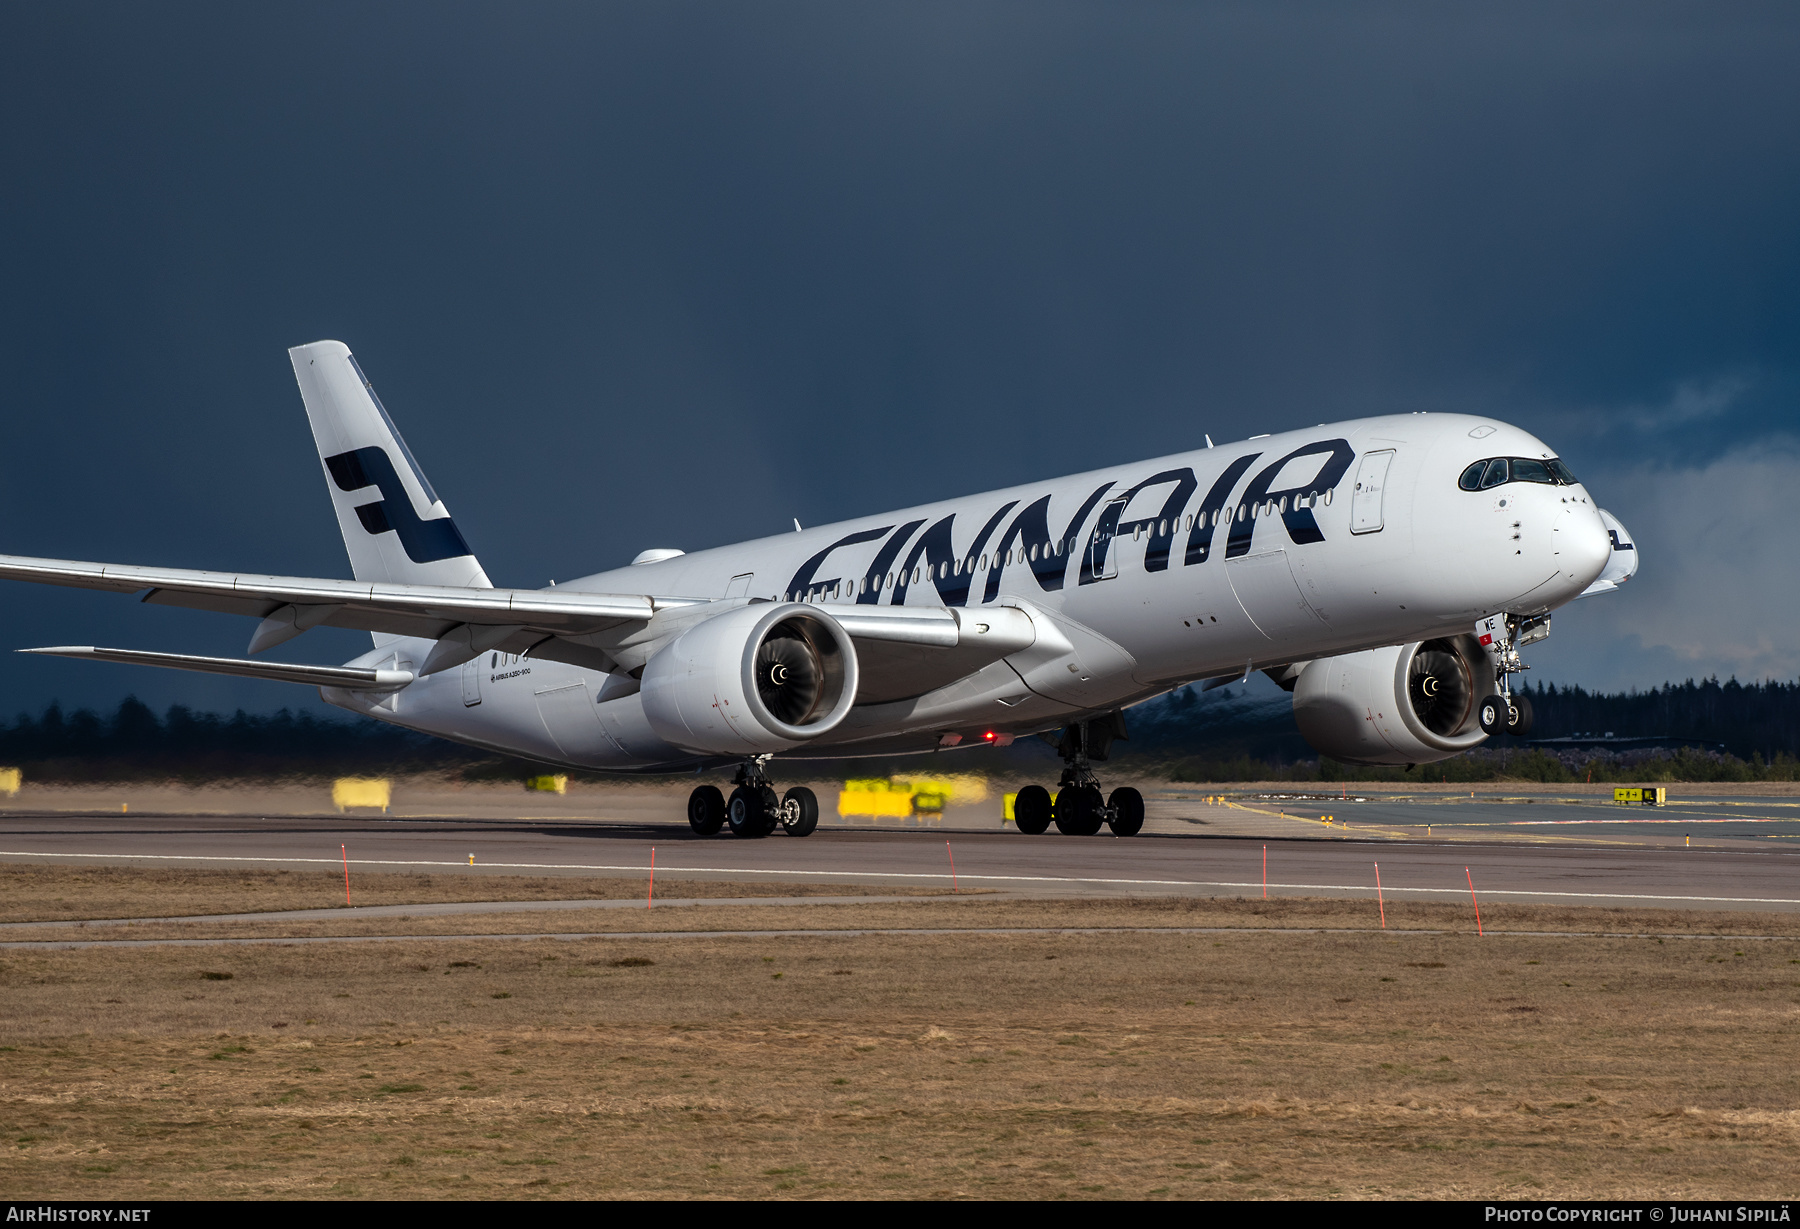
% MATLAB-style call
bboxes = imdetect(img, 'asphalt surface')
[1216,789,1800,846]
[4,802,1799,912]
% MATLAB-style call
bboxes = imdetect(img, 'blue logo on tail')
[325,447,473,564]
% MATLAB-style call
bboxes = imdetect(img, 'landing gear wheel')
[1477,694,1509,736]
[1107,786,1145,836]
[728,785,779,838]
[1505,693,1534,737]
[1054,785,1105,836]
[1013,785,1052,834]
[687,785,725,835]
[781,786,819,837]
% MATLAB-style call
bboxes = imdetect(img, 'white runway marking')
[2,849,1795,907]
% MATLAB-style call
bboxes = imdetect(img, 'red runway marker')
[647,847,656,910]
[1375,861,1386,930]
[1466,866,1483,936]
[341,844,350,906]
[1262,845,1267,900]
[947,841,958,894]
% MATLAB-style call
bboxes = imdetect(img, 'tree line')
[1,674,1796,782]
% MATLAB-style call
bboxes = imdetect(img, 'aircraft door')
[1085,497,1127,581]
[461,658,482,707]
[1350,450,1394,534]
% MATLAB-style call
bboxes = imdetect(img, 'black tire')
[1505,693,1534,737]
[687,785,725,836]
[781,786,820,837]
[728,785,776,838]
[1054,785,1105,836]
[1013,785,1052,834]
[1477,694,1508,736]
[1107,786,1145,836]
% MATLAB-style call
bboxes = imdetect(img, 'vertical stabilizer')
[288,341,492,589]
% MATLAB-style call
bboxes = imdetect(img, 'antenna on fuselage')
[1205,435,1214,449]
[793,518,803,533]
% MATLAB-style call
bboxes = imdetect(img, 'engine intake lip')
[738,603,859,741]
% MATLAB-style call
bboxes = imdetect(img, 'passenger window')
[1479,458,1509,489]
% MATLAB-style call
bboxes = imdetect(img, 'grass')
[3,893,1800,1199]
[0,864,950,924]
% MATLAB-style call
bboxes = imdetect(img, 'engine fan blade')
[755,633,823,725]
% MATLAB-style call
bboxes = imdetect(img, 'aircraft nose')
[1558,504,1612,593]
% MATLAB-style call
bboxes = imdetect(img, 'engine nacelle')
[640,603,858,755]
[1292,635,1491,767]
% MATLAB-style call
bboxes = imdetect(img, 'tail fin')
[288,340,491,589]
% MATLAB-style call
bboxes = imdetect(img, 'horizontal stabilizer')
[18,646,415,691]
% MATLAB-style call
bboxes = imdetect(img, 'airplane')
[1,341,1639,839]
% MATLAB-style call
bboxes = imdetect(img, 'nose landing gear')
[1014,714,1145,837]
[689,757,819,838]
[1476,613,1546,738]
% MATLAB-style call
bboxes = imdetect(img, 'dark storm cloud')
[1,2,1796,713]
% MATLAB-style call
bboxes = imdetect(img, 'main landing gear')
[1012,713,1145,838]
[1475,613,1547,739]
[687,757,819,839]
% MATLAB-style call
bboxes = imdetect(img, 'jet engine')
[1292,635,1491,767]
[640,603,858,755]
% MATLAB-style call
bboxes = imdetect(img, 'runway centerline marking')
[1,849,1795,906]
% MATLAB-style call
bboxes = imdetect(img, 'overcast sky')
[2,2,1796,718]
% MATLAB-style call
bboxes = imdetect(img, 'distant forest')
[1,675,1798,783]
[1125,676,1800,783]
[0,699,484,782]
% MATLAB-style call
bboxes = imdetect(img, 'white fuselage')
[326,412,1613,771]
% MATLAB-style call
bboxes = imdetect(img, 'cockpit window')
[1459,456,1578,491]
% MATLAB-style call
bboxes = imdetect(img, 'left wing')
[0,552,674,669]
[0,552,1040,697]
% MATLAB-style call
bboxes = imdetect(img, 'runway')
[5,802,1799,911]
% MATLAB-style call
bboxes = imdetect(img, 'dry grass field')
[0,864,940,924]
[3,866,1799,1200]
